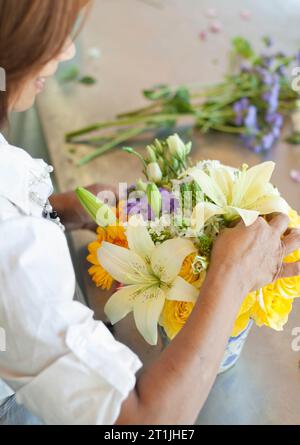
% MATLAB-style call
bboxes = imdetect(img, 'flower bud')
[167,134,186,159]
[76,187,117,227]
[146,162,163,183]
[146,146,157,162]
[147,183,162,218]
[185,142,192,156]
[157,156,166,172]
[136,179,148,193]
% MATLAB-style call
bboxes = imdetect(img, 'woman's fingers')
[280,261,300,279]
[268,213,290,235]
[283,228,300,256]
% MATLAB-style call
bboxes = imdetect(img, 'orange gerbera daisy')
[87,225,128,290]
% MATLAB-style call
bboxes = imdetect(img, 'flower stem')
[117,102,163,119]
[67,114,185,142]
[77,126,149,166]
[210,124,246,134]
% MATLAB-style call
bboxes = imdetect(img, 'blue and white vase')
[218,320,253,374]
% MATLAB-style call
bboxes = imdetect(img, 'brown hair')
[0,0,89,128]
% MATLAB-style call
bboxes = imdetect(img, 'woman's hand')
[208,213,300,297]
[50,183,117,232]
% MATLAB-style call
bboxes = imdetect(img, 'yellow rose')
[160,300,195,340]
[250,285,294,331]
[231,291,257,337]
[232,311,252,338]
[274,277,300,299]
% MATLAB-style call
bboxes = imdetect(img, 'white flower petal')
[127,215,155,263]
[104,285,140,324]
[248,195,290,216]
[151,238,197,283]
[233,162,275,207]
[188,167,227,207]
[209,166,234,203]
[227,206,260,226]
[167,276,199,302]
[191,202,224,231]
[133,287,165,345]
[98,241,150,285]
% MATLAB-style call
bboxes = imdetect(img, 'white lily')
[189,161,289,231]
[98,216,198,345]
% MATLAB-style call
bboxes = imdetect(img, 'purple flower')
[260,55,273,69]
[233,98,250,126]
[263,78,280,114]
[127,188,179,221]
[261,133,275,150]
[277,65,287,77]
[244,105,258,133]
[127,194,153,220]
[266,112,283,140]
[266,112,283,127]
[256,67,273,86]
[160,189,180,214]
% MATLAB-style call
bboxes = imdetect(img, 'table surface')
[37,0,300,425]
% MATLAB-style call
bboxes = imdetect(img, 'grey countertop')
[37,0,300,425]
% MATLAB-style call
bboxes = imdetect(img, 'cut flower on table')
[77,134,300,345]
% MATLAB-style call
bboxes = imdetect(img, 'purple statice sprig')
[232,63,285,153]
[127,187,179,221]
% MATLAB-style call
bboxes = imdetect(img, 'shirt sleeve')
[0,216,142,425]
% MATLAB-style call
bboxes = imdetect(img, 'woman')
[0,0,300,426]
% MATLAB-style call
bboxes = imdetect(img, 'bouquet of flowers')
[68,37,300,166]
[77,134,300,347]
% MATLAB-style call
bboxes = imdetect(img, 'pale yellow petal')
[233,162,275,208]
[188,168,227,207]
[151,238,197,283]
[247,195,289,216]
[127,215,155,263]
[191,202,225,232]
[226,206,259,226]
[98,241,150,285]
[133,287,165,345]
[104,285,140,324]
[209,166,234,204]
[167,276,199,302]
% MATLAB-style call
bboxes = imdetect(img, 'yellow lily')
[189,161,289,231]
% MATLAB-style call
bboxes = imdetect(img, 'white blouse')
[0,133,142,425]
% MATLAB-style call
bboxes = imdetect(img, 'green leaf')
[143,84,172,101]
[166,87,192,113]
[79,75,97,85]
[232,37,254,60]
